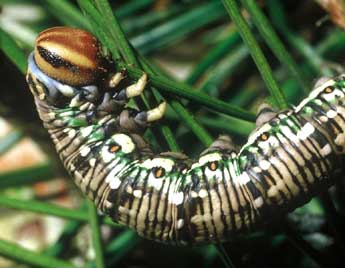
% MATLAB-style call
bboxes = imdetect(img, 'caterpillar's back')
[26,27,345,245]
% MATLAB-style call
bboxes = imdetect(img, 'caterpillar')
[26,26,345,246]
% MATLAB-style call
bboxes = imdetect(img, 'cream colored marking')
[335,133,345,147]
[253,197,264,208]
[209,188,224,237]
[109,72,125,88]
[98,115,112,125]
[191,152,222,170]
[80,146,90,157]
[297,123,315,140]
[60,111,74,117]
[191,191,198,198]
[110,161,128,178]
[140,157,175,172]
[39,41,96,69]
[259,160,271,170]
[58,84,75,97]
[270,156,299,195]
[177,219,184,229]
[112,133,135,154]
[320,115,328,123]
[217,181,231,228]
[104,161,121,182]
[68,129,77,138]
[169,192,184,205]
[314,99,323,105]
[295,79,335,111]
[79,102,90,111]
[70,95,82,107]
[154,191,169,237]
[275,147,308,191]
[133,189,143,198]
[235,172,251,185]
[148,173,164,190]
[198,189,208,198]
[267,186,279,199]
[126,73,147,98]
[240,123,272,154]
[38,93,45,100]
[48,112,56,119]
[128,193,141,228]
[126,185,133,194]
[137,193,150,233]
[100,147,118,163]
[253,166,262,173]
[109,176,121,189]
[321,144,332,156]
[323,91,338,102]
[89,158,96,167]
[146,102,167,122]
[199,195,214,237]
[204,167,222,181]
[327,110,337,119]
[80,125,94,137]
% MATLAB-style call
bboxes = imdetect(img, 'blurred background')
[1,0,345,267]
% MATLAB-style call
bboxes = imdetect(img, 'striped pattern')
[34,27,102,86]
[26,28,345,245]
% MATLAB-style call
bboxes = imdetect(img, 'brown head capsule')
[34,26,103,86]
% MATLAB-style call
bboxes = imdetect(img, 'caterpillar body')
[26,27,345,245]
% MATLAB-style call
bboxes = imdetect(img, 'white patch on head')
[169,192,184,205]
[112,134,135,154]
[297,123,315,140]
[259,160,271,170]
[320,144,332,156]
[80,146,91,157]
[326,110,337,119]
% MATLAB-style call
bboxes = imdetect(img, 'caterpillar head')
[26,27,108,106]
